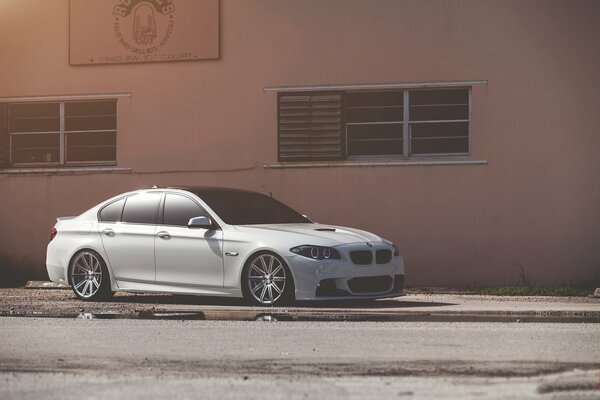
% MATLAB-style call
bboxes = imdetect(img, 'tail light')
[50,228,57,241]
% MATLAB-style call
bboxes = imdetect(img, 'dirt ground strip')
[1,288,599,320]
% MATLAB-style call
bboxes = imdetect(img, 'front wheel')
[242,252,294,306]
[69,250,114,301]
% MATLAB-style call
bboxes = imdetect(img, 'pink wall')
[1,0,599,286]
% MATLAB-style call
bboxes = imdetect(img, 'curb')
[24,281,70,289]
[2,308,600,323]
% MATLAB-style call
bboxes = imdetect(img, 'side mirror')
[188,216,213,229]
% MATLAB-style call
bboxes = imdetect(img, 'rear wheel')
[69,250,114,301]
[242,252,294,306]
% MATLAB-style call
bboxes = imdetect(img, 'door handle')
[102,228,115,237]
[157,231,171,240]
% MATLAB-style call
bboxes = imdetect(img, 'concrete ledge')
[264,160,488,169]
[2,308,600,323]
[24,281,70,289]
[1,167,132,175]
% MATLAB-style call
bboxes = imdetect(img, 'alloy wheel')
[71,251,103,299]
[247,254,287,305]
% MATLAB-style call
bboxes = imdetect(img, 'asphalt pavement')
[0,288,599,399]
[1,318,599,399]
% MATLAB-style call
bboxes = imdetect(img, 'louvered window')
[278,93,343,161]
[0,99,117,167]
[277,87,470,161]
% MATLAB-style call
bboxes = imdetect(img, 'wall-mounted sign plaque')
[70,0,219,65]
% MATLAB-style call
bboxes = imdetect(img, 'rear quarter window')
[98,198,126,222]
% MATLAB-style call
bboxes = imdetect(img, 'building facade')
[1,0,599,287]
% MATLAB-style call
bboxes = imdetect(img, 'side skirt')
[114,278,243,298]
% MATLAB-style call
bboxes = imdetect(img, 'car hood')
[233,223,384,247]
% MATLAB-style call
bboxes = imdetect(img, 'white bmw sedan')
[47,187,405,306]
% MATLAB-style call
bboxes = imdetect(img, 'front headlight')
[290,245,341,260]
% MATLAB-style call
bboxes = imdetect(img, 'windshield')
[195,190,312,225]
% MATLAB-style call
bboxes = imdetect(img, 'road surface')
[1,317,599,399]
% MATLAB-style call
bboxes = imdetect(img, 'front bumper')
[286,243,405,301]
[314,274,405,300]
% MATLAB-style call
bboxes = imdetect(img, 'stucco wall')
[1,0,599,287]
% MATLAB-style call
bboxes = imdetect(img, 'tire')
[68,250,114,301]
[242,251,295,306]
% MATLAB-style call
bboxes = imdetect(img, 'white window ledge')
[264,160,488,169]
[264,79,487,92]
[0,166,132,175]
[0,92,131,103]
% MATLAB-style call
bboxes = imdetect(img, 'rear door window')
[163,194,208,226]
[121,194,161,224]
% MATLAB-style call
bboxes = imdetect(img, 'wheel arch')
[240,249,296,302]
[67,246,116,290]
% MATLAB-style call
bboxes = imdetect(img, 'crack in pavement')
[2,359,599,379]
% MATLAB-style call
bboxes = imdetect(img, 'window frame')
[277,86,472,161]
[5,99,117,167]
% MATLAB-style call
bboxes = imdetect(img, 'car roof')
[158,186,262,196]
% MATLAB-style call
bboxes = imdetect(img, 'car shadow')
[106,293,456,309]
[296,299,457,309]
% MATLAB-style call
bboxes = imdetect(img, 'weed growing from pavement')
[479,265,600,297]
[479,285,593,297]
[407,266,599,297]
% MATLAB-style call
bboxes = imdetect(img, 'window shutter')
[0,104,7,167]
[278,92,343,161]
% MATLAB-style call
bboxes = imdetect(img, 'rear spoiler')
[57,216,77,221]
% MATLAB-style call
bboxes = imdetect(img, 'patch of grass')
[479,285,592,297]
[478,265,599,297]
